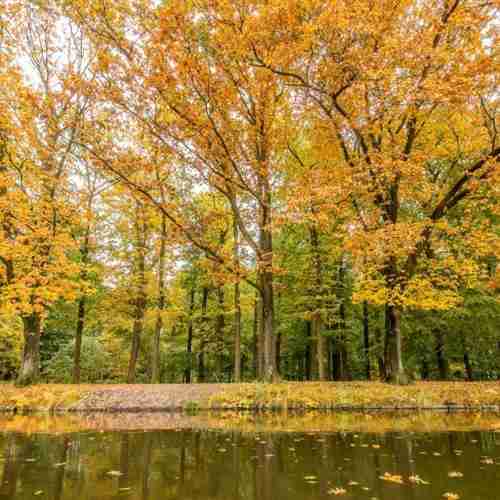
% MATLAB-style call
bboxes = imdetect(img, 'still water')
[0,414,499,500]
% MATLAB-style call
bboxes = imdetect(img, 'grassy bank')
[1,381,500,413]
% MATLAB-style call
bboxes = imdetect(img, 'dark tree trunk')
[257,297,265,378]
[332,257,351,381]
[384,304,408,384]
[73,228,90,384]
[421,358,430,380]
[304,321,312,381]
[434,330,449,380]
[363,301,371,380]
[258,171,277,382]
[252,295,259,379]
[151,213,167,383]
[185,287,195,383]
[127,204,147,384]
[309,224,328,381]
[73,296,86,384]
[260,268,277,381]
[16,313,41,386]
[216,285,225,378]
[374,325,386,379]
[233,222,242,382]
[463,336,473,381]
[198,287,209,382]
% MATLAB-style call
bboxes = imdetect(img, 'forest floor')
[0,381,500,413]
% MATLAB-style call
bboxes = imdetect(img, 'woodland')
[0,0,498,388]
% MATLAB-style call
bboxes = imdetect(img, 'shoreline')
[1,381,500,414]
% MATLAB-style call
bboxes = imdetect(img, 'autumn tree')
[251,0,500,383]
[0,3,94,385]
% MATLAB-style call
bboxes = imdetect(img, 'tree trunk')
[332,257,352,381]
[260,269,277,381]
[384,304,409,384]
[127,204,147,384]
[434,329,449,380]
[233,221,242,382]
[73,228,90,384]
[315,316,327,381]
[16,313,41,386]
[252,295,259,379]
[257,297,265,378]
[305,320,312,381]
[258,168,277,382]
[73,296,85,384]
[421,358,430,380]
[463,336,473,381]
[185,287,195,383]
[308,224,328,381]
[363,301,371,380]
[216,285,225,378]
[151,213,167,383]
[375,325,385,379]
[198,287,209,383]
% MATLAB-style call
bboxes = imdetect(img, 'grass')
[208,381,500,410]
[0,381,499,413]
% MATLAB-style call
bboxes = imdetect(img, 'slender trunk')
[216,285,225,378]
[421,358,430,380]
[305,320,312,381]
[73,296,85,384]
[252,295,258,379]
[151,214,167,383]
[463,336,473,381]
[16,313,41,386]
[309,224,327,381]
[73,228,90,384]
[260,269,277,381]
[127,205,147,384]
[434,330,449,380]
[314,315,327,381]
[198,287,209,382]
[233,222,242,382]
[374,324,386,379]
[384,304,408,384]
[332,256,351,381]
[363,301,371,380]
[185,287,195,383]
[257,297,265,378]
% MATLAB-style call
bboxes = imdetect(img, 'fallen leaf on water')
[34,491,43,496]
[304,475,317,481]
[379,473,404,484]
[106,470,123,477]
[328,488,347,496]
[448,471,463,478]
[408,475,429,485]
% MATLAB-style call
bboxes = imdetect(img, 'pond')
[0,413,499,499]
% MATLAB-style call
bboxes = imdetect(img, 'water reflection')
[0,425,499,499]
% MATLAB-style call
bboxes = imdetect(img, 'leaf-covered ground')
[1,381,500,413]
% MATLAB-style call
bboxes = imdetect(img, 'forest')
[0,0,498,388]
